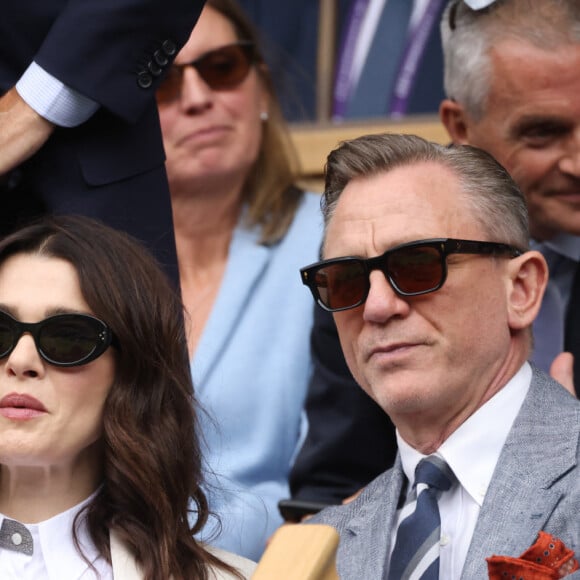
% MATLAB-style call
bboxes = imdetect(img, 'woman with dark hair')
[0,215,256,579]
[157,0,323,560]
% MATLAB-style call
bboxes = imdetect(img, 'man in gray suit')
[299,133,580,579]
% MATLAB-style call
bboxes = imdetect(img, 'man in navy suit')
[300,132,580,579]
[0,0,205,285]
[238,0,445,121]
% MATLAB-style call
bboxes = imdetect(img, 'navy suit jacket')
[0,0,204,284]
[310,368,580,579]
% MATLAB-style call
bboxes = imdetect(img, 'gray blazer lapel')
[334,457,406,579]
[461,369,580,579]
[192,225,269,388]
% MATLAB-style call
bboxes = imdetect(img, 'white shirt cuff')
[15,62,99,127]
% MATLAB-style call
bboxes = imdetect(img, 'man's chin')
[367,373,437,416]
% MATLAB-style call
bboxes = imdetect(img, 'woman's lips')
[0,393,47,420]
[179,124,230,145]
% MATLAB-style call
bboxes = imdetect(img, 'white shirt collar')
[0,491,112,580]
[397,362,531,506]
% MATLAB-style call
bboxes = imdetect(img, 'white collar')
[0,491,111,580]
[397,362,531,506]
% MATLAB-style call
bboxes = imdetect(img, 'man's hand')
[0,87,54,175]
[550,351,575,397]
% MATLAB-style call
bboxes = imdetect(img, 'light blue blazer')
[311,368,580,579]
[193,192,323,561]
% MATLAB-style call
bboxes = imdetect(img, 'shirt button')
[11,532,22,546]
[440,534,450,546]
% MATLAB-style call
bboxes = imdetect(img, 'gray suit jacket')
[310,368,580,579]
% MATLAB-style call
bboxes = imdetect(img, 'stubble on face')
[325,164,518,448]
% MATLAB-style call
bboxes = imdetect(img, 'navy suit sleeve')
[289,305,398,504]
[31,0,205,122]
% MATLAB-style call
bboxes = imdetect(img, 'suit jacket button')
[137,71,153,88]
[162,39,177,56]
[154,49,169,67]
[147,61,163,76]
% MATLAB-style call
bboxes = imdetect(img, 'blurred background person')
[330,0,447,120]
[237,0,447,121]
[0,0,205,286]
[0,215,255,579]
[157,0,323,560]
[440,0,580,386]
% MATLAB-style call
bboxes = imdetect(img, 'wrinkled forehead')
[323,163,480,259]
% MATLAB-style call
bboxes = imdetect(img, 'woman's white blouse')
[0,494,112,580]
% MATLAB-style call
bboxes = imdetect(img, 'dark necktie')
[564,260,580,396]
[388,455,455,580]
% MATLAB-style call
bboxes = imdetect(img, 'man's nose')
[362,270,411,323]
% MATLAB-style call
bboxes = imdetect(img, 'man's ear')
[506,250,548,331]
[439,99,469,144]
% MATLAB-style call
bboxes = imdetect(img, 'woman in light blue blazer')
[158,0,323,561]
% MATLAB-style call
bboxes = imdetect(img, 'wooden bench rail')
[289,114,448,191]
[252,524,340,580]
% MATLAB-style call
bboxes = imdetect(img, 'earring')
[260,111,269,122]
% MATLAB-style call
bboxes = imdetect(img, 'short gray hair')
[441,0,580,120]
[322,133,529,249]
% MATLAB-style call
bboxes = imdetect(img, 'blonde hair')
[208,0,303,245]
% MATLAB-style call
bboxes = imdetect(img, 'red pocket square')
[487,531,579,580]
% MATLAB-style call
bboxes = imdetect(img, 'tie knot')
[414,455,455,492]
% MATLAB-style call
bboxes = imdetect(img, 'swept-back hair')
[322,133,529,250]
[0,215,242,580]
[206,0,303,244]
[441,0,580,120]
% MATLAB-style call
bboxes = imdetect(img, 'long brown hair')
[206,0,303,245]
[0,215,243,579]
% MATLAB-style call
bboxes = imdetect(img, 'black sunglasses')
[0,310,116,367]
[300,238,523,312]
[156,41,256,104]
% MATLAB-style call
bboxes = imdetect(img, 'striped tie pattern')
[388,455,455,580]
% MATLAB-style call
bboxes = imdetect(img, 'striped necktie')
[388,455,455,580]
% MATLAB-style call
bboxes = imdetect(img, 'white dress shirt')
[0,493,112,580]
[392,362,532,578]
